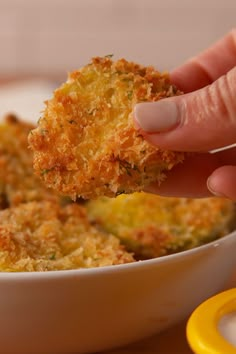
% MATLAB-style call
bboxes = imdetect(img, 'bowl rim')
[0,229,235,280]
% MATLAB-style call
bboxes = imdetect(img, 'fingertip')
[133,100,179,133]
[207,166,236,200]
[207,178,226,198]
[132,109,141,130]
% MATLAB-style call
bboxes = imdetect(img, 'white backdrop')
[0,0,235,76]
[0,0,235,120]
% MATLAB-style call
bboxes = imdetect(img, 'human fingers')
[134,66,236,152]
[145,153,220,198]
[145,147,236,198]
[207,166,236,201]
[216,145,236,164]
[171,29,236,93]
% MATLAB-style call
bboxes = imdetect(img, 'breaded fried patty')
[86,193,236,259]
[0,114,62,209]
[0,201,134,271]
[29,57,185,199]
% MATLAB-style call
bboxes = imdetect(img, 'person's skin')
[134,29,236,201]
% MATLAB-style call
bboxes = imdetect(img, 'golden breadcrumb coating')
[0,114,61,209]
[0,201,134,272]
[86,193,236,259]
[29,57,185,199]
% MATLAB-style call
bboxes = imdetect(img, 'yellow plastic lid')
[187,288,236,354]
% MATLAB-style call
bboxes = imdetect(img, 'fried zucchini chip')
[0,114,61,209]
[86,193,236,259]
[0,201,134,271]
[29,57,185,199]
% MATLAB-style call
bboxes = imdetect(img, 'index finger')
[171,29,236,93]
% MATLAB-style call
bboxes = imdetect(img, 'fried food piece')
[0,114,61,209]
[0,201,134,271]
[86,193,236,259]
[29,57,185,199]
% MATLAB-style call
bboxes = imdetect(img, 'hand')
[134,29,236,200]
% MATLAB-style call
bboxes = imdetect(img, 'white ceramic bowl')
[0,90,235,353]
[0,229,236,353]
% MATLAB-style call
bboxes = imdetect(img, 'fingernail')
[207,176,226,198]
[134,100,179,133]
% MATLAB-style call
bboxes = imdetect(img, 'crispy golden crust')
[0,114,61,208]
[0,201,134,271]
[86,193,236,259]
[29,57,185,199]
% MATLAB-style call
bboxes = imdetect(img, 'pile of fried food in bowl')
[0,57,235,353]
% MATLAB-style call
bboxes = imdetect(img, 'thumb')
[134,66,236,152]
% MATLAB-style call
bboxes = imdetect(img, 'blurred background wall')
[0,0,235,120]
[0,0,235,80]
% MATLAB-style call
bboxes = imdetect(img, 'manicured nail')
[207,176,226,198]
[134,100,179,133]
